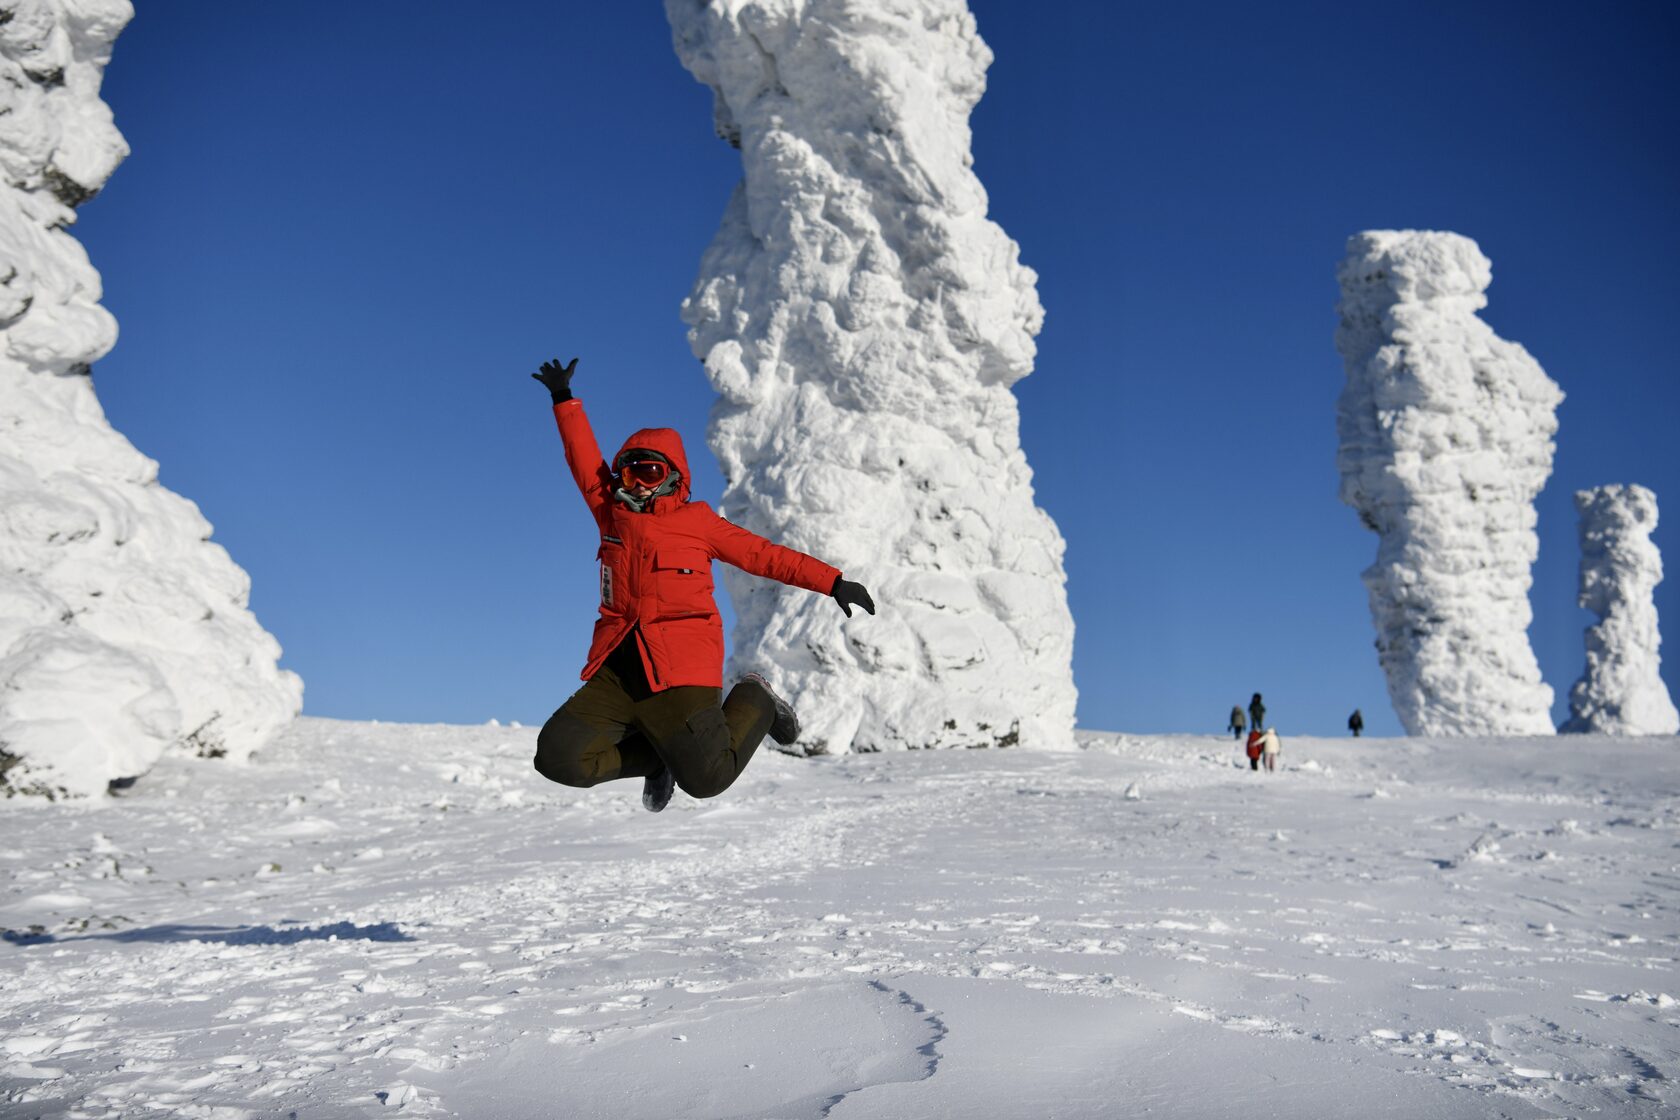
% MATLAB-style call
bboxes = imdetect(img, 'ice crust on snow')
[1561,485,1678,735]
[0,1,301,798]
[666,0,1076,752]
[1335,230,1562,737]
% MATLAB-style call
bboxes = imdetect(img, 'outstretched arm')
[532,357,612,514]
[705,511,875,616]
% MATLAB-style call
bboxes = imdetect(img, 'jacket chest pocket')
[653,547,713,618]
[597,537,627,611]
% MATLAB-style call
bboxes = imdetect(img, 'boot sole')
[642,768,674,812]
[744,673,800,746]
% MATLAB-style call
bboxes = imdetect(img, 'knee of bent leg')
[674,768,731,800]
[534,714,611,788]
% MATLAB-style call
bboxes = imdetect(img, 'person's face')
[619,457,669,499]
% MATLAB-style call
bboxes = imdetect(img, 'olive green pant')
[533,639,775,800]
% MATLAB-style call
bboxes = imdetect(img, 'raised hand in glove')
[531,357,578,403]
[831,577,876,618]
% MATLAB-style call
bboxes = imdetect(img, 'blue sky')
[74,1,1678,738]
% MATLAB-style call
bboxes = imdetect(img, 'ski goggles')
[618,459,670,488]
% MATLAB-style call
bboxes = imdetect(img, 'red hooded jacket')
[554,398,841,691]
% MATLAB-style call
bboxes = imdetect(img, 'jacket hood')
[614,427,692,504]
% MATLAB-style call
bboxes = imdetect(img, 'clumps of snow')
[666,0,1076,752]
[1454,832,1503,867]
[1335,230,1562,736]
[1612,991,1678,1009]
[377,1082,437,1110]
[1560,485,1679,734]
[0,1,301,799]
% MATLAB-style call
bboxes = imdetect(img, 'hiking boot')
[642,764,674,813]
[743,672,800,746]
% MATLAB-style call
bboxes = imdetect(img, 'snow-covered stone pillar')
[1335,230,1562,736]
[1561,485,1679,735]
[666,0,1076,752]
[0,0,302,798]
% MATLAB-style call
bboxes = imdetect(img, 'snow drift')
[1561,484,1679,735]
[6,718,1680,1117]
[1335,230,1562,737]
[0,0,301,799]
[666,0,1076,752]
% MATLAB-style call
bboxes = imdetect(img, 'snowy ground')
[1,720,1677,1119]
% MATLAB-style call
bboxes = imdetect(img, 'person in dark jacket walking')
[527,357,875,812]
[1248,692,1266,734]
[1348,709,1364,737]
[1228,706,1246,740]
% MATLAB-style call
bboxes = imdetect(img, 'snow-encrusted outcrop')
[0,0,301,799]
[1561,485,1678,735]
[666,0,1076,752]
[1335,230,1562,736]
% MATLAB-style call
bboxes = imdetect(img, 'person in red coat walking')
[529,357,875,812]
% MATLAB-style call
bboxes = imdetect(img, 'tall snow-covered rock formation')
[1335,230,1562,737]
[666,0,1076,752]
[0,0,302,799]
[1561,485,1678,735]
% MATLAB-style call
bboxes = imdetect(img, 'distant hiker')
[1248,692,1266,733]
[1244,728,1263,771]
[1348,709,1364,737]
[527,357,875,812]
[1228,706,1246,740]
[1260,727,1281,772]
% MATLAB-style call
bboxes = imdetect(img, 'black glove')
[531,357,578,404]
[831,577,875,618]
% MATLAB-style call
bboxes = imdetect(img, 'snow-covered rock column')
[1561,485,1679,734]
[666,0,1076,752]
[1335,230,1562,736]
[0,0,302,799]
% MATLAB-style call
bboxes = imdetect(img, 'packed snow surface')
[1336,230,1563,737]
[0,0,300,798]
[3,718,1678,1117]
[1562,484,1679,735]
[667,0,1076,753]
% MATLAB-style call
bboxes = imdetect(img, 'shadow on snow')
[2,920,414,947]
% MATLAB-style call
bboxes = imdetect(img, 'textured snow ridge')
[0,1,301,799]
[1335,230,1563,737]
[1562,485,1678,735]
[667,0,1076,752]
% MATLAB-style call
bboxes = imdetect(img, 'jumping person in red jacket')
[529,357,876,812]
